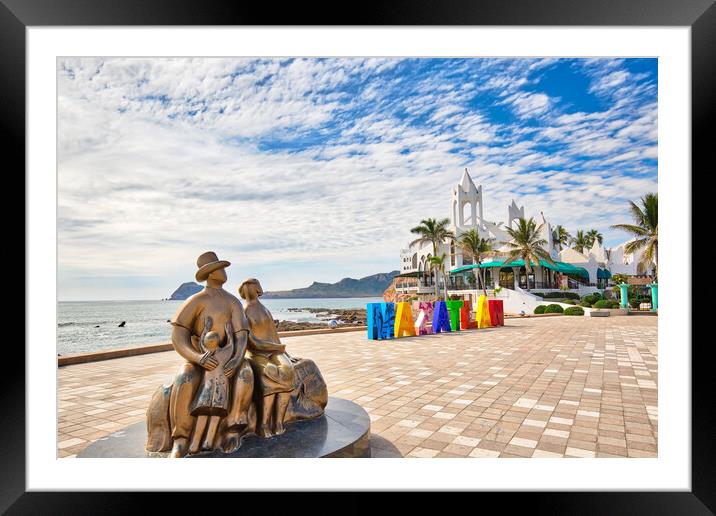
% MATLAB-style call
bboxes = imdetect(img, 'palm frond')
[610,223,648,237]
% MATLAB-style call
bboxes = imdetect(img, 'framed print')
[6,0,714,512]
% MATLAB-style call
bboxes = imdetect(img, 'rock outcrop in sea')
[169,282,203,300]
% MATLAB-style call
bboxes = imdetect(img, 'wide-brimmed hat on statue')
[195,251,231,282]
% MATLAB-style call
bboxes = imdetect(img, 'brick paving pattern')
[58,316,658,458]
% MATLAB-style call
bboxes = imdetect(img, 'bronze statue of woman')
[239,278,297,437]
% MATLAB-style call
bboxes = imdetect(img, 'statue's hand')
[224,357,240,378]
[199,351,218,371]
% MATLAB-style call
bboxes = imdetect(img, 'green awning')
[597,268,612,279]
[450,259,589,279]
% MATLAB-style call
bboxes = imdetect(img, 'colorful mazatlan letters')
[414,301,433,335]
[432,301,452,333]
[488,299,504,327]
[460,299,477,329]
[445,300,464,332]
[394,302,417,338]
[476,295,492,328]
[367,302,396,340]
[367,298,502,340]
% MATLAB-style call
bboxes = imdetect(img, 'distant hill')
[262,271,399,299]
[169,282,203,300]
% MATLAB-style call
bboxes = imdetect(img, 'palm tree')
[552,225,571,251]
[611,193,658,281]
[410,217,454,297]
[458,229,494,295]
[504,217,554,291]
[586,229,604,248]
[428,253,449,300]
[571,230,590,254]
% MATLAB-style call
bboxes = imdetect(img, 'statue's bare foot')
[273,423,286,436]
[257,426,274,438]
[223,431,241,453]
[171,438,189,458]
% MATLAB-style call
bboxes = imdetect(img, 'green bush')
[611,300,621,308]
[593,300,615,309]
[533,292,546,297]
[562,299,577,305]
[544,304,564,314]
[581,292,603,305]
[564,306,584,316]
[580,299,592,307]
[534,305,546,314]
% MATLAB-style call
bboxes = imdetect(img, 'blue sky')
[57,57,657,300]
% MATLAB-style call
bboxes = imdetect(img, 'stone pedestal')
[78,397,371,458]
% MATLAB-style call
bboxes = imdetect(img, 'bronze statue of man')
[167,251,255,458]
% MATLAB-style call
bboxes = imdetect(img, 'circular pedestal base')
[78,397,370,458]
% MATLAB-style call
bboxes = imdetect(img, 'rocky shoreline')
[275,308,366,332]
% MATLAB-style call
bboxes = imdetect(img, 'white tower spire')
[451,168,483,229]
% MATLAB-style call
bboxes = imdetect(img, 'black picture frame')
[5,0,711,512]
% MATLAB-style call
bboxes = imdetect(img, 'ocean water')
[57,297,381,355]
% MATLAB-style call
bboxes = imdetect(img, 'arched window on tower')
[462,202,473,226]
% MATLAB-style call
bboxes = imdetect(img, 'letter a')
[394,302,416,338]
[432,301,452,334]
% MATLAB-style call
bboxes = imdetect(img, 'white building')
[395,169,654,300]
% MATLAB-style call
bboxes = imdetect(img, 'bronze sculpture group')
[146,252,328,457]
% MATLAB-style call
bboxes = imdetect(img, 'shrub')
[533,292,546,297]
[564,306,584,316]
[544,304,564,314]
[563,292,581,300]
[581,292,603,305]
[580,299,592,307]
[534,305,546,314]
[593,300,614,309]
[562,299,577,305]
[611,300,621,308]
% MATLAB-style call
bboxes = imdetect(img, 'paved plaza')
[58,316,658,458]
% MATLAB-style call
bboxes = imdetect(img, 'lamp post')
[618,283,629,309]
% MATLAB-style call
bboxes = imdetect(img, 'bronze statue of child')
[188,316,240,454]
